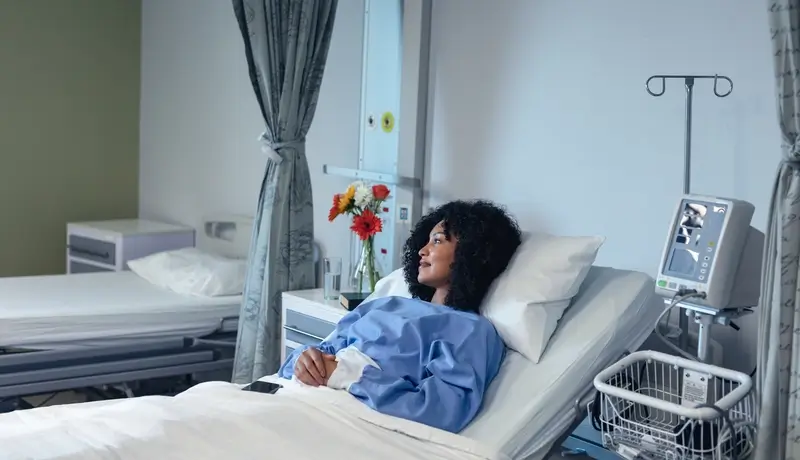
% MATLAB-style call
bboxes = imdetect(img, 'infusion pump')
[655,195,763,310]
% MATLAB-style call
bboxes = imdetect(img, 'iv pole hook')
[644,74,733,194]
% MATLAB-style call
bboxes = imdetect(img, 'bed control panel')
[66,219,195,274]
[281,290,349,362]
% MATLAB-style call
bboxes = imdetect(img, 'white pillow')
[363,268,410,302]
[481,233,605,363]
[127,247,247,297]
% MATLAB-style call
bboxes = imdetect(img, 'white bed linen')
[461,266,660,459]
[0,267,659,460]
[0,272,241,348]
[0,377,508,460]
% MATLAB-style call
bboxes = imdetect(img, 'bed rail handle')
[0,358,235,400]
[0,350,215,387]
[0,338,191,368]
[191,338,236,348]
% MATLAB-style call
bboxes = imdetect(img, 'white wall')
[426,0,779,372]
[140,0,776,370]
[139,0,364,270]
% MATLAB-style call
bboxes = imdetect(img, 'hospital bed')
[0,216,254,408]
[464,265,660,459]
[0,264,662,460]
[0,272,241,402]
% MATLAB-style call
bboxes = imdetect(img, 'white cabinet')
[281,289,349,363]
[66,219,195,274]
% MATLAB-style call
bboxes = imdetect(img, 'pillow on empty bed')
[481,233,605,363]
[127,247,247,297]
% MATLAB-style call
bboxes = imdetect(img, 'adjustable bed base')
[0,317,238,411]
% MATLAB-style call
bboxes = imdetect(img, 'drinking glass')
[323,257,342,300]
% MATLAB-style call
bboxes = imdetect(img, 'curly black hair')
[402,200,522,313]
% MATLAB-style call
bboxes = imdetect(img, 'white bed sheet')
[0,377,508,460]
[461,266,661,459]
[0,272,241,349]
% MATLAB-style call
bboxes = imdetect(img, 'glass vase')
[352,236,380,294]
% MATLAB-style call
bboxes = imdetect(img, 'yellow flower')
[338,185,355,212]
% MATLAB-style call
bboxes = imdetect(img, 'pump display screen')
[669,248,699,275]
[663,200,727,282]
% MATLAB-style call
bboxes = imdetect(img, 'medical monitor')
[655,195,763,310]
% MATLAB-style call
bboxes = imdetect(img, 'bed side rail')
[0,337,233,399]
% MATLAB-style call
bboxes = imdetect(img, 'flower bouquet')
[328,181,391,293]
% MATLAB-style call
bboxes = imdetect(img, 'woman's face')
[417,221,457,288]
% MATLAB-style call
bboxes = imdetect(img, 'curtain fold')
[230,0,338,383]
[757,2,800,458]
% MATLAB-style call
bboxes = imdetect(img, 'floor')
[23,391,86,407]
[548,453,593,459]
[547,445,595,459]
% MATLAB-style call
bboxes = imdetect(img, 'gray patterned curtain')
[230,0,338,383]
[756,2,800,458]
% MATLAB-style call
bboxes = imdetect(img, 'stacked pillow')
[128,247,248,297]
[363,232,605,363]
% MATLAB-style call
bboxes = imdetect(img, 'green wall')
[0,0,141,276]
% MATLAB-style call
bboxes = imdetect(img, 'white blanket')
[0,378,507,460]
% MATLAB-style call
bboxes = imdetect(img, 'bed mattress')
[460,266,661,459]
[0,271,241,349]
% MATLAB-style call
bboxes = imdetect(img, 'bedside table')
[66,219,195,274]
[281,289,349,362]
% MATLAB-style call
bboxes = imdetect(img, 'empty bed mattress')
[461,266,662,460]
[0,271,241,349]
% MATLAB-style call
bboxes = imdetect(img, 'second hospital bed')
[0,216,255,405]
[0,265,662,460]
[0,271,241,402]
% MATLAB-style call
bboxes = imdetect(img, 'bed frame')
[0,316,238,411]
[545,382,614,459]
[544,348,652,459]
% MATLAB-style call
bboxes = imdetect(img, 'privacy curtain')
[756,2,800,458]
[230,0,338,383]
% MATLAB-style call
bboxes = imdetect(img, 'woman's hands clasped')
[294,348,338,386]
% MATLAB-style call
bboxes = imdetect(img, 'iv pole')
[645,74,733,354]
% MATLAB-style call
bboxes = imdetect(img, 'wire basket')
[589,350,757,460]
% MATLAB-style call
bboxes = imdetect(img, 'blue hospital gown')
[278,296,506,433]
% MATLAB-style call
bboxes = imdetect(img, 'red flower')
[332,193,341,207]
[372,184,390,201]
[350,209,383,240]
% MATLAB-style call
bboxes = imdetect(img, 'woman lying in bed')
[278,200,522,433]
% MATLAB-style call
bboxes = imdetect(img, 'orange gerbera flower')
[350,209,382,240]
[338,185,355,212]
